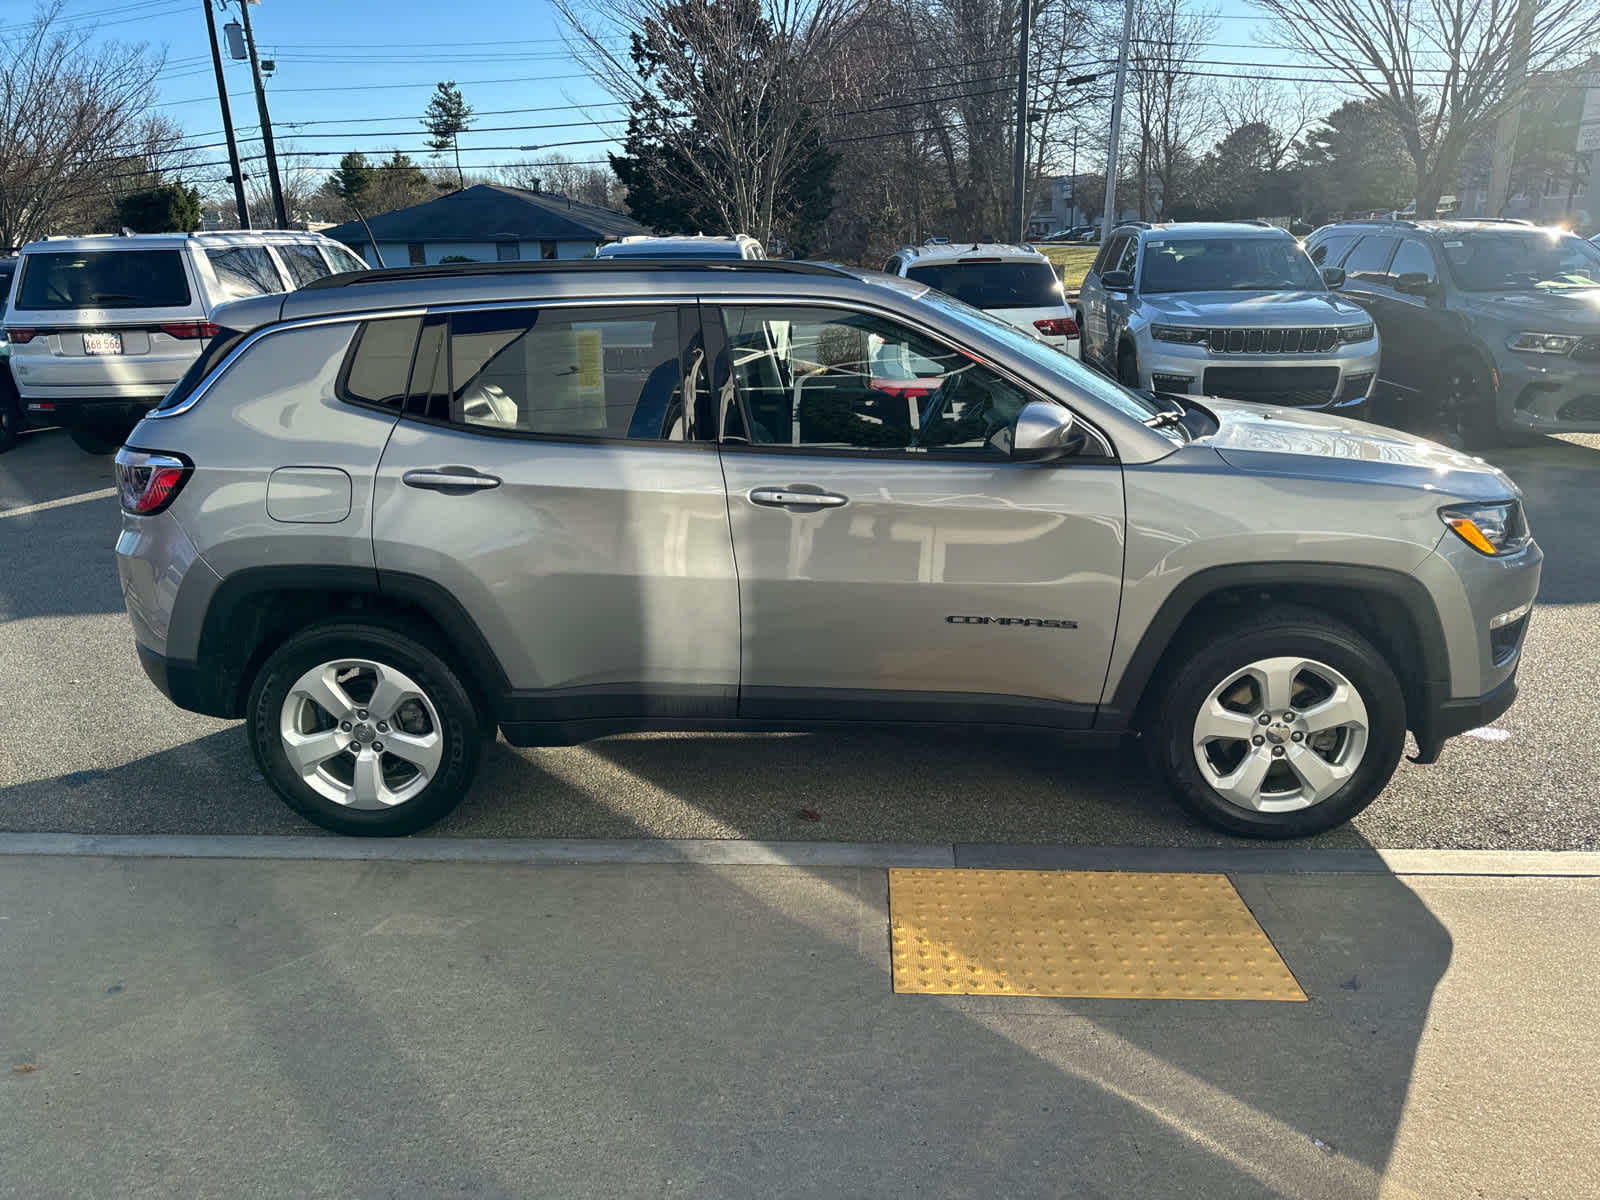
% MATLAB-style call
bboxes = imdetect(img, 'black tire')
[1117,341,1140,388]
[0,382,19,453]
[246,621,483,836]
[68,418,130,455]
[1151,606,1407,839]
[1432,360,1499,451]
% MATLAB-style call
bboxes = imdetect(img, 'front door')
[711,302,1125,727]
[369,303,739,733]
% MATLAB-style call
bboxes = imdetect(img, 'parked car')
[1305,218,1600,446]
[4,230,370,454]
[1076,222,1380,411]
[114,258,1536,840]
[884,242,1079,356]
[596,234,765,260]
[0,256,18,452]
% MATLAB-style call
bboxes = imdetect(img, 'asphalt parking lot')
[2,423,1597,850]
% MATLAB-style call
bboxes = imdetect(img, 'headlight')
[1508,331,1581,355]
[1150,324,1209,345]
[1338,323,1375,344]
[1439,501,1530,556]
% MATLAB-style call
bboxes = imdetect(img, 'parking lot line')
[0,487,117,521]
[889,868,1307,1001]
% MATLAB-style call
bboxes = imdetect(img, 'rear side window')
[277,244,332,288]
[16,250,191,310]
[155,325,247,412]
[338,317,422,411]
[904,261,1063,309]
[206,247,285,301]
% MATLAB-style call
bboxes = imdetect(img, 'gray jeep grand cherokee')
[114,260,1539,839]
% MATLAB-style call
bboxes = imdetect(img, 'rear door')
[371,300,739,736]
[711,300,1124,725]
[5,247,208,401]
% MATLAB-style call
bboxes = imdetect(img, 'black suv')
[1304,218,1600,445]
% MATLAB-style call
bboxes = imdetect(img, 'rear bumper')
[24,397,159,423]
[135,642,233,719]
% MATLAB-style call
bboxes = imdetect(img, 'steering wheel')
[913,369,1001,450]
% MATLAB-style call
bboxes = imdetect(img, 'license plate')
[83,331,122,355]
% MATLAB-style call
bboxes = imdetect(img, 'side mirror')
[1100,269,1134,292]
[1394,272,1435,298]
[1321,266,1346,288]
[1012,401,1084,462]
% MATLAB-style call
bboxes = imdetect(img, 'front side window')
[424,306,690,440]
[1093,234,1128,276]
[719,305,1033,457]
[1341,236,1400,283]
[16,250,190,310]
[1389,239,1437,287]
[277,243,333,288]
[206,246,284,301]
[1138,236,1323,293]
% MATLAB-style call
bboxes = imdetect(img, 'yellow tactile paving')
[889,869,1306,1001]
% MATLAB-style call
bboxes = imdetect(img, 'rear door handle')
[401,469,501,492]
[748,487,848,509]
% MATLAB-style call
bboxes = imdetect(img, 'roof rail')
[300,258,858,291]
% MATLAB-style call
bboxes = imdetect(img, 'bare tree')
[556,0,867,247]
[1248,0,1599,216]
[1125,0,1216,220]
[0,2,167,247]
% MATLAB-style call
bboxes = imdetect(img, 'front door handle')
[748,487,848,509]
[402,468,502,492]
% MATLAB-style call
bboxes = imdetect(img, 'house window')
[496,242,520,261]
[408,243,426,265]
[541,241,558,260]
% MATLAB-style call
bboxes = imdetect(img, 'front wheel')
[247,622,484,836]
[1152,608,1407,838]
[1432,361,1499,451]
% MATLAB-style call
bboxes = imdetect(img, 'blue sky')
[37,0,1303,193]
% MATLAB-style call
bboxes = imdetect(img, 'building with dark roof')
[320,183,648,267]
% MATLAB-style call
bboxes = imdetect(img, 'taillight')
[1034,317,1079,337]
[5,327,37,344]
[159,321,220,340]
[114,448,191,515]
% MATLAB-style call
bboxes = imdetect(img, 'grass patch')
[1040,244,1099,290]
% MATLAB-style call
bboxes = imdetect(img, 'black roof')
[319,183,647,246]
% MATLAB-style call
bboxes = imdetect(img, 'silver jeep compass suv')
[115,260,1539,839]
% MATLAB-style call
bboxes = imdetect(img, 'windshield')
[1440,229,1600,291]
[909,285,1176,429]
[905,260,1064,309]
[1139,236,1324,294]
[16,249,192,310]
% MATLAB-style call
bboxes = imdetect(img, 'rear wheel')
[1152,607,1406,838]
[247,622,483,836]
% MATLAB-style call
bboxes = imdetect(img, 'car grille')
[1203,366,1340,407]
[1572,337,1600,364]
[1206,327,1342,354]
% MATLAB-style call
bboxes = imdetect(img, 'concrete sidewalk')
[2,846,1596,1199]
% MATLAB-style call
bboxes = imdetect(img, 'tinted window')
[1308,233,1356,267]
[277,244,332,288]
[17,250,191,310]
[1440,230,1600,291]
[720,305,1033,458]
[904,261,1063,309]
[339,317,421,411]
[206,247,284,300]
[1341,236,1399,283]
[1389,239,1437,286]
[1093,234,1128,275]
[155,325,247,412]
[435,306,689,440]
[1114,237,1139,275]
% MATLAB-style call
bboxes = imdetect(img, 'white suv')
[596,234,766,260]
[883,242,1079,357]
[4,230,369,453]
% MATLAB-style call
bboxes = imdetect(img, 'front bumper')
[1495,351,1600,433]
[1132,332,1382,411]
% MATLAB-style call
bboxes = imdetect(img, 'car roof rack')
[300,258,858,291]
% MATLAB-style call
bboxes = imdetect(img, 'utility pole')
[237,0,288,228]
[1101,0,1136,245]
[202,1,249,228]
[1486,0,1536,218]
[1010,0,1032,244]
